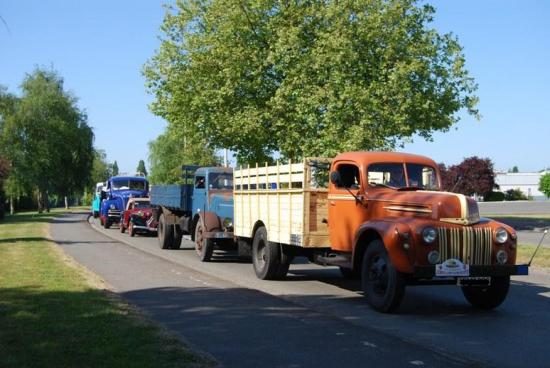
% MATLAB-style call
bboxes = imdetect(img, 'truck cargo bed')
[150,184,193,212]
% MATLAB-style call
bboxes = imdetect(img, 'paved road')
[51,213,550,368]
[478,201,550,247]
[478,201,550,216]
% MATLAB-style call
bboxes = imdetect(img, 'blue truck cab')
[100,176,149,229]
[150,166,234,261]
[91,182,104,218]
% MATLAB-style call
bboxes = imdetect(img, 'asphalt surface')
[50,212,550,368]
[478,201,550,247]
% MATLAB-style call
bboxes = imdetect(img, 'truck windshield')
[209,173,233,190]
[406,164,439,190]
[112,180,147,190]
[367,163,439,190]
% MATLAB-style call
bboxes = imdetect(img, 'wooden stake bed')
[234,158,332,248]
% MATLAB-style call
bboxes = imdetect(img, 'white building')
[494,171,549,200]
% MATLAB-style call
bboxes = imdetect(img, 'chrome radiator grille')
[437,227,493,265]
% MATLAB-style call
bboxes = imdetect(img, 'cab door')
[192,173,207,214]
[328,162,367,252]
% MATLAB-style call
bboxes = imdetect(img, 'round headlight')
[109,204,116,210]
[422,227,437,244]
[496,250,508,264]
[223,217,233,229]
[427,250,440,264]
[495,228,508,244]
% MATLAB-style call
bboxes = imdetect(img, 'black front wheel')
[194,221,214,261]
[361,239,406,313]
[462,276,510,309]
[103,218,111,229]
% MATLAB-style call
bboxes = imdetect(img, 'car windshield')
[208,173,233,189]
[367,163,439,190]
[112,179,147,190]
[133,201,150,209]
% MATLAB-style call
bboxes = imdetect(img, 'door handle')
[330,201,336,206]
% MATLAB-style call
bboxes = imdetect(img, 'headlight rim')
[495,227,508,244]
[422,226,437,244]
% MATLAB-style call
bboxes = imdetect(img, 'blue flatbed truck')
[150,165,235,261]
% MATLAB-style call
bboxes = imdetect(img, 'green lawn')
[0,210,214,368]
[517,244,550,269]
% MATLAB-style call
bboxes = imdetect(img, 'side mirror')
[330,171,342,186]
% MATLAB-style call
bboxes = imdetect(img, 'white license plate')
[435,259,470,277]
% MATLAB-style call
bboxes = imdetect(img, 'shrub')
[504,188,528,201]
[484,191,505,202]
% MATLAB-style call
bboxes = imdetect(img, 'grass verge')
[0,210,214,368]
[517,244,550,269]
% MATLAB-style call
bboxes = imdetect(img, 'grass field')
[0,210,213,368]
[517,244,550,269]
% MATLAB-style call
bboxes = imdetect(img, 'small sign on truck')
[233,152,529,312]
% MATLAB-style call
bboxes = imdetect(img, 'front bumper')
[413,264,529,278]
[108,210,122,219]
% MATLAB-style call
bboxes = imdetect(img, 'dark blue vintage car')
[99,176,149,229]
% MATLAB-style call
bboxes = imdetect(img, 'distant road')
[479,201,550,216]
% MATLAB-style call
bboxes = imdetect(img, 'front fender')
[198,211,222,233]
[353,220,415,274]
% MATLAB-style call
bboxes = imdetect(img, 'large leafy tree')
[0,68,94,212]
[148,127,218,184]
[439,157,496,197]
[539,173,550,198]
[145,0,479,164]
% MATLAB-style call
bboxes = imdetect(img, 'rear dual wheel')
[252,226,292,280]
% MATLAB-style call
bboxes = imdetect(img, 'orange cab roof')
[333,151,437,167]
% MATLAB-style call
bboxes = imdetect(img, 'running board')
[315,254,352,268]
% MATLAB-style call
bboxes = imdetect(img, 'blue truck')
[91,182,104,218]
[100,175,149,229]
[150,166,234,261]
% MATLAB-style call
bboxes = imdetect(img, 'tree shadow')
[0,286,208,368]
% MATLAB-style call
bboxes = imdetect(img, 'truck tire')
[462,276,510,309]
[252,226,281,280]
[129,222,136,237]
[274,244,293,279]
[194,220,214,261]
[172,225,182,249]
[361,239,406,313]
[119,221,125,233]
[103,218,111,229]
[158,213,173,249]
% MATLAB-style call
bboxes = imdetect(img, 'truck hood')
[368,190,480,225]
[111,190,148,210]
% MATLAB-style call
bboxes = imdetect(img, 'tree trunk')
[37,191,43,213]
[44,191,50,212]
[10,196,14,215]
[64,196,69,209]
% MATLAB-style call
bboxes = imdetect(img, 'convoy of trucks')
[98,175,149,229]
[93,151,529,312]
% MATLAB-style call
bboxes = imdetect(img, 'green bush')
[539,173,550,198]
[484,191,505,202]
[504,188,528,201]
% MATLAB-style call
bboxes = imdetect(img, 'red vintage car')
[119,197,157,237]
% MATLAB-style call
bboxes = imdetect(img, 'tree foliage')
[136,159,148,176]
[111,161,119,177]
[0,69,94,211]
[89,149,111,186]
[148,127,218,184]
[145,0,479,164]
[439,157,496,197]
[539,173,550,198]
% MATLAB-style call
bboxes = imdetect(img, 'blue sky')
[1,1,549,174]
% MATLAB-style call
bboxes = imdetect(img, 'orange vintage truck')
[233,151,529,312]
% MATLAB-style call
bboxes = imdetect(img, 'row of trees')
[143,0,479,183]
[0,69,94,215]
